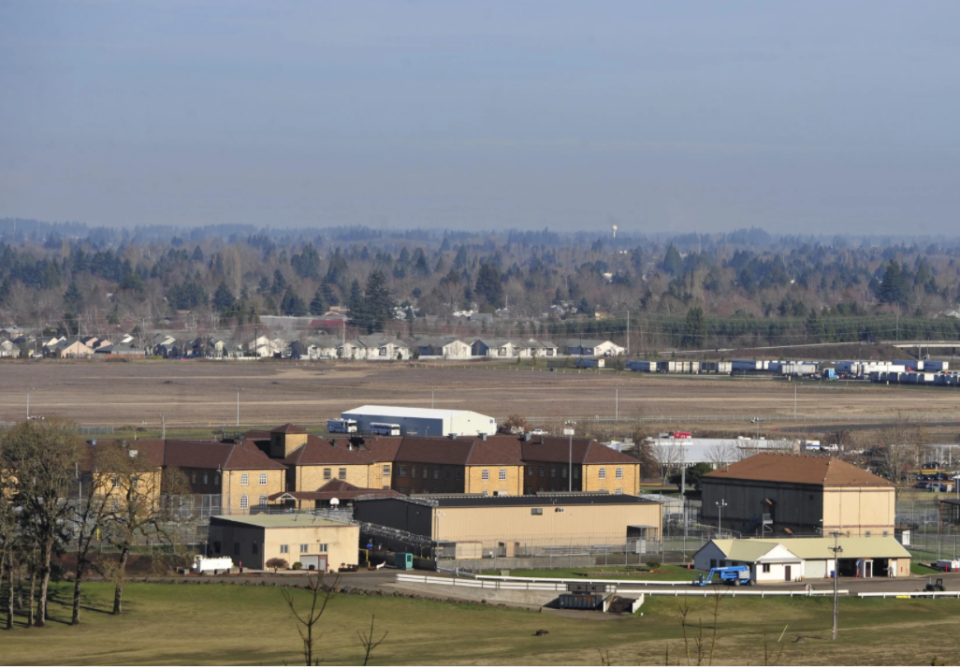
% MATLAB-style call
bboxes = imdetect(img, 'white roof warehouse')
[341,405,497,437]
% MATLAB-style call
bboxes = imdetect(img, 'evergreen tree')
[192,246,204,262]
[280,287,308,316]
[213,281,235,312]
[271,269,287,295]
[64,280,83,311]
[663,244,683,276]
[474,264,504,309]
[361,270,393,333]
[681,306,705,349]
[309,288,325,316]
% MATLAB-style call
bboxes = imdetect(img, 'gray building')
[340,405,497,437]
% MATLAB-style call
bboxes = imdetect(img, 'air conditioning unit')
[555,508,565,513]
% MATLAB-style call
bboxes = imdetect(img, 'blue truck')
[693,565,752,586]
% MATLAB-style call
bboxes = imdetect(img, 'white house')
[564,339,625,357]
[694,537,912,583]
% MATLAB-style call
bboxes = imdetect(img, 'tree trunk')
[6,552,13,630]
[112,546,130,615]
[35,536,53,627]
[27,573,35,627]
[71,564,84,625]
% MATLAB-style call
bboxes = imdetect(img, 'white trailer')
[191,555,233,573]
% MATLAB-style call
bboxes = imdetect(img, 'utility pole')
[564,424,575,492]
[829,531,844,640]
[615,387,619,422]
[794,385,798,420]
[715,499,727,537]
[236,387,243,427]
[626,311,630,356]
[161,414,166,440]
[27,387,35,419]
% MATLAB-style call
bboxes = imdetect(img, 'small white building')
[694,537,912,583]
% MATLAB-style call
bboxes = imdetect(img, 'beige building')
[208,514,359,572]
[701,453,896,537]
[353,494,662,553]
[518,436,641,496]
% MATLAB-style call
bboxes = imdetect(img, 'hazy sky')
[2,1,960,234]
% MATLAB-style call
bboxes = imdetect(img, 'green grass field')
[5,582,960,665]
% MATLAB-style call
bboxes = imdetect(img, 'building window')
[562,467,568,479]
[762,563,771,573]
[865,531,872,537]
[399,466,407,477]
[191,473,197,484]
[300,544,309,553]
[324,468,332,480]
[240,473,249,486]
[215,474,220,486]
[531,508,543,516]
[421,468,428,479]
[434,468,439,480]
[444,468,450,480]
[598,467,607,480]
[259,473,267,485]
[550,466,556,478]
[383,465,391,475]
[499,469,507,481]
[234,543,241,556]
[259,495,268,506]
[615,467,623,479]
[481,490,489,497]
[411,466,417,477]
[538,466,544,478]
[319,543,328,552]
[240,495,248,510]
[203,474,208,485]
[112,476,120,488]
[527,465,533,477]
[615,488,622,495]
[574,468,580,479]
[482,469,490,481]
[280,544,289,554]
[456,470,463,481]
[710,559,717,568]
[339,468,347,480]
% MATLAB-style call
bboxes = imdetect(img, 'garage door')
[805,560,827,579]
[299,555,327,572]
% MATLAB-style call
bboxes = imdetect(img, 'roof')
[209,514,354,529]
[364,493,655,508]
[342,405,491,420]
[283,435,375,466]
[513,435,638,465]
[271,423,307,434]
[393,437,524,466]
[268,480,404,501]
[709,537,910,561]
[703,453,894,488]
[163,440,287,471]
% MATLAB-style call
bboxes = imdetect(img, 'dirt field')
[2,359,960,438]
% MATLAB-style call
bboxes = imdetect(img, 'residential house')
[94,343,147,358]
[0,339,16,357]
[564,339,626,357]
[411,336,472,359]
[56,338,95,358]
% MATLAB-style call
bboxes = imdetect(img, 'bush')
[266,557,289,573]
[646,560,661,570]
[292,562,303,570]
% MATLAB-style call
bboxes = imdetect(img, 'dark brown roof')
[268,480,403,501]
[283,435,375,466]
[515,436,638,465]
[163,440,286,471]
[360,436,404,462]
[394,436,524,466]
[271,423,307,434]
[703,453,895,488]
[80,439,165,470]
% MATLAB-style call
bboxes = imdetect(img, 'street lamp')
[751,417,764,454]
[829,531,844,640]
[27,387,35,419]
[715,499,728,537]
[563,423,576,492]
[236,387,244,427]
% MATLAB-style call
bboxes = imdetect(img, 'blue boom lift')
[693,565,752,586]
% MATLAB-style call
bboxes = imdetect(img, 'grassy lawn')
[911,562,942,576]
[5,582,960,665]
[480,564,697,582]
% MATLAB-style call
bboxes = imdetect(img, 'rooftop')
[710,536,910,561]
[358,493,654,508]
[210,514,354,529]
[342,405,493,420]
[703,453,894,488]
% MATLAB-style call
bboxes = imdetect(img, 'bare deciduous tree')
[282,572,338,666]
[357,614,388,666]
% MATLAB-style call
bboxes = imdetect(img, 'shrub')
[646,560,661,570]
[266,558,289,573]
[292,562,303,570]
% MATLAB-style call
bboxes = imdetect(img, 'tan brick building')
[517,436,641,496]
[388,436,525,496]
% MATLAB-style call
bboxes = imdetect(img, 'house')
[564,339,625,357]
[56,338,95,358]
[389,436,526,496]
[701,453,896,537]
[353,494,662,557]
[411,336,471,359]
[518,435,642,496]
[525,339,559,357]
[268,480,403,511]
[357,334,411,361]
[0,339,16,357]
[471,338,523,358]
[208,514,359,572]
[694,537,912,582]
[94,343,147,357]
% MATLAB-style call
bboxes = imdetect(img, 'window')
[615,488,622,495]
[215,474,220,486]
[482,469,490,481]
[300,544,309,553]
[615,467,623,479]
[259,473,267,485]
[421,467,428,479]
[710,559,717,569]
[240,473,249,486]
[191,473,197,484]
[762,563,771,573]
[527,465,533,477]
[399,466,407,477]
[539,466,545,478]
[456,470,463,481]
[562,467,567,479]
[865,531,872,537]
[411,466,417,477]
[499,469,507,481]
[531,508,543,516]
[882,530,889,537]
[234,543,241,556]
[240,495,248,510]
[339,468,347,480]
[280,544,289,554]
[433,468,439,480]
[203,474,208,485]
[323,468,332,480]
[481,490,489,497]
[598,467,607,479]
[112,476,119,488]
[383,465,391,475]
[444,468,450,480]
[319,543,328,552]
[550,466,556,478]
[259,495,268,506]
[574,468,580,479]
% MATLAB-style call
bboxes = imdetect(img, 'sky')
[2,1,960,235]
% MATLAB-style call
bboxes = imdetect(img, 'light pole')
[751,417,764,454]
[236,387,243,427]
[431,387,435,410]
[829,531,844,640]
[715,499,727,537]
[434,511,445,559]
[27,387,35,419]
[615,386,619,422]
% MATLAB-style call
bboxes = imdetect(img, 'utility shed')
[208,514,359,573]
[694,537,911,583]
[341,405,497,437]
[701,453,895,537]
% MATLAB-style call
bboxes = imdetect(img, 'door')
[300,555,324,571]
[784,565,792,582]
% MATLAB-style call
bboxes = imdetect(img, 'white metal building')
[340,405,497,437]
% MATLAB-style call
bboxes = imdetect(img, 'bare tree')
[1,419,83,627]
[877,412,926,500]
[629,420,658,482]
[357,614,388,666]
[652,438,685,483]
[706,442,740,468]
[282,572,338,666]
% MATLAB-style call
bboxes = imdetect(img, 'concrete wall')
[822,487,895,536]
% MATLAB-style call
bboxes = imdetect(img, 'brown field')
[2,359,960,438]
